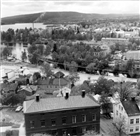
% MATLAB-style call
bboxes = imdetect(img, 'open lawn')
[0,108,24,125]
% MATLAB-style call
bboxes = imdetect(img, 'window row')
[30,114,96,128]
[130,126,139,133]
[130,118,140,124]
[118,105,123,111]
[116,110,124,119]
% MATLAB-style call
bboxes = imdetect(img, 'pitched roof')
[37,78,50,85]
[23,95,100,114]
[53,78,68,86]
[54,71,65,78]
[122,100,140,116]
[37,77,69,86]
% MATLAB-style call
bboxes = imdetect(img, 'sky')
[1,0,140,18]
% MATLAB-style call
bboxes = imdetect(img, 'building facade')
[24,94,100,136]
[124,51,140,71]
[113,99,140,136]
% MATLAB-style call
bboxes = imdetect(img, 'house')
[124,51,140,70]
[19,85,37,96]
[23,92,100,136]
[35,71,70,95]
[101,38,129,45]
[113,98,140,135]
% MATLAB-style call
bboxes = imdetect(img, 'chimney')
[65,92,69,99]
[82,90,86,98]
[36,94,40,102]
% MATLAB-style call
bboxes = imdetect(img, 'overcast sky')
[1,0,140,18]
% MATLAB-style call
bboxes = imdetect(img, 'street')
[1,64,137,85]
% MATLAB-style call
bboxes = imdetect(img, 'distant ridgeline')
[1,12,140,25]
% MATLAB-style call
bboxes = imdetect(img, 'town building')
[101,38,129,46]
[124,51,140,70]
[23,92,100,136]
[113,98,140,136]
[35,71,70,94]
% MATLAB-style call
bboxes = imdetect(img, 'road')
[1,64,137,85]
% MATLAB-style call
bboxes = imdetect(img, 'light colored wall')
[113,101,140,135]
[128,115,140,135]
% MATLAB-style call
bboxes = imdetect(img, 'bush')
[5,130,19,136]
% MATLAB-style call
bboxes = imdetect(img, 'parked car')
[15,106,23,112]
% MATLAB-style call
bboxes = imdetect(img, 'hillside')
[1,12,139,25]
[1,13,42,25]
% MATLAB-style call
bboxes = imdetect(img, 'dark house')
[23,92,100,136]
[18,85,37,96]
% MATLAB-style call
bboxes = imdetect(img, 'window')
[121,107,123,111]
[40,113,45,116]
[135,126,139,131]
[120,113,121,118]
[51,119,56,126]
[30,121,35,128]
[82,115,86,122]
[130,128,133,132]
[116,110,118,116]
[72,128,77,135]
[62,117,67,125]
[81,127,86,133]
[92,125,96,132]
[136,118,139,124]
[92,114,96,121]
[119,105,120,109]
[40,120,45,127]
[130,119,134,124]
[72,116,76,124]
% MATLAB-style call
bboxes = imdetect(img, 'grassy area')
[2,130,19,136]
[1,108,24,124]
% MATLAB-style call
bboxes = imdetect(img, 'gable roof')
[122,100,140,116]
[54,71,65,78]
[36,77,69,86]
[53,78,68,86]
[23,95,100,114]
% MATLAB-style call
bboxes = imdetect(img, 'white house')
[113,98,140,135]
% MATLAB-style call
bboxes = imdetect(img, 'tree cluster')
[28,43,52,64]
[1,28,40,44]
[52,42,110,72]
[52,29,92,41]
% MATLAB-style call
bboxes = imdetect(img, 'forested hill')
[1,11,139,25]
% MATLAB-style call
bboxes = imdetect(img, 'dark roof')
[37,77,69,86]
[53,78,68,86]
[54,71,65,78]
[122,100,140,116]
[37,78,50,85]
[23,95,100,114]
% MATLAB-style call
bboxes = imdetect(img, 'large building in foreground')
[113,98,140,136]
[23,92,100,136]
